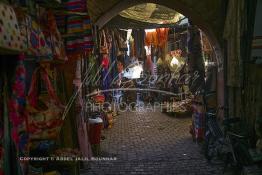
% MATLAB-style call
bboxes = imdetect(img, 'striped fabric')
[67,15,83,34]
[64,0,93,53]
[66,0,86,12]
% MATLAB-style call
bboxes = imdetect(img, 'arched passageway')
[87,0,225,114]
[81,1,225,174]
[88,0,224,71]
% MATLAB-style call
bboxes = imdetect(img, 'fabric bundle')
[64,0,93,54]
[83,15,92,31]
[66,0,86,12]
[67,15,83,34]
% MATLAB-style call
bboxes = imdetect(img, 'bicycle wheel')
[204,133,216,161]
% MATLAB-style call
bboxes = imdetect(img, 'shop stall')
[0,0,96,174]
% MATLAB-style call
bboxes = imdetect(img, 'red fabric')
[88,123,103,144]
[101,55,109,69]
[28,68,62,107]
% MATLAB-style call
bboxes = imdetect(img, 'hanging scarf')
[156,28,169,48]
[101,55,111,99]
[8,53,27,151]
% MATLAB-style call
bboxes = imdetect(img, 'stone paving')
[80,110,223,175]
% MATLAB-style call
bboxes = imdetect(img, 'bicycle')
[204,108,261,174]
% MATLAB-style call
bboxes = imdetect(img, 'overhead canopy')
[86,0,224,47]
[119,3,184,25]
[105,15,188,29]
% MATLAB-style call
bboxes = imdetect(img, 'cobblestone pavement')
[81,110,223,175]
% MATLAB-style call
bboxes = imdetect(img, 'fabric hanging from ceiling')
[105,15,185,29]
[132,29,145,58]
[119,3,184,25]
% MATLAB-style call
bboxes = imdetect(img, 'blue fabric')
[102,68,111,99]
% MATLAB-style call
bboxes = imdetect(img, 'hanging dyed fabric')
[101,55,111,99]
[8,53,27,151]
[145,30,158,47]
[40,10,68,60]
[156,28,169,48]
[65,0,86,12]
[110,32,118,81]
[74,60,92,158]
[65,0,93,54]
[132,29,145,58]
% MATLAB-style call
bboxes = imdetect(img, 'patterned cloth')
[0,3,26,51]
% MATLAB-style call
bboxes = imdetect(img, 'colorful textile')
[66,0,86,12]
[156,28,169,48]
[40,10,68,60]
[74,60,92,158]
[65,8,93,54]
[0,3,26,51]
[145,31,158,47]
[8,53,27,150]
[67,15,83,34]
[17,14,53,58]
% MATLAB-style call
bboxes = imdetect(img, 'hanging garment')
[40,10,68,60]
[223,0,246,87]
[132,29,145,58]
[146,55,153,73]
[145,31,158,47]
[66,0,86,12]
[27,67,64,140]
[88,54,99,86]
[67,15,83,34]
[101,55,111,99]
[102,54,110,69]
[99,30,109,54]
[74,60,92,158]
[102,68,111,99]
[156,28,169,48]
[8,54,27,150]
[110,34,118,80]
[0,3,27,52]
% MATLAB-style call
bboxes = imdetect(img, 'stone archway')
[91,0,225,112]
[92,0,224,72]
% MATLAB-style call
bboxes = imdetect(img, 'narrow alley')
[81,110,223,175]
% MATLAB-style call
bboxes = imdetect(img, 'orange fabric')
[156,28,169,48]
[145,31,158,47]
